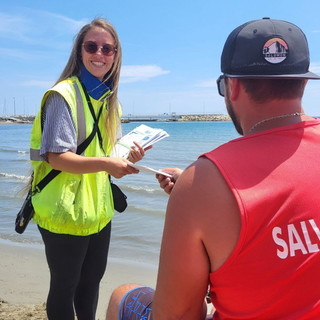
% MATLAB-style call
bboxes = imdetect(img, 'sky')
[1,0,320,116]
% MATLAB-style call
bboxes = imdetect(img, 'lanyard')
[78,79,105,152]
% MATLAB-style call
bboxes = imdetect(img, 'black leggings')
[39,223,111,320]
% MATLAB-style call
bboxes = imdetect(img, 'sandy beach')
[0,240,157,320]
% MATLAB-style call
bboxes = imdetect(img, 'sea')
[0,121,239,268]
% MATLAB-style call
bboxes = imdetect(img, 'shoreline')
[0,241,157,320]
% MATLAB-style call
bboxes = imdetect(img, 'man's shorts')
[118,286,155,320]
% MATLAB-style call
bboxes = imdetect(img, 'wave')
[0,148,29,154]
[0,172,29,182]
[129,205,165,217]
[121,184,165,195]
[0,234,43,246]
[10,158,30,163]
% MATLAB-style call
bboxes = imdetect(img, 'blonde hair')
[56,18,122,146]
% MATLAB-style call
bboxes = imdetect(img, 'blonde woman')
[30,18,148,320]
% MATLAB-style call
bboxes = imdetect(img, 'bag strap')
[34,80,102,194]
[78,79,104,152]
[34,127,97,192]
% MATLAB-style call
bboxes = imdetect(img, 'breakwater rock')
[1,114,231,124]
[179,114,231,122]
[0,116,34,124]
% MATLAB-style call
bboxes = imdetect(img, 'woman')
[29,18,148,320]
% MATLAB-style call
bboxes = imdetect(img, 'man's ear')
[228,78,240,101]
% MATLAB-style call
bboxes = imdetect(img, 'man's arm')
[152,157,241,320]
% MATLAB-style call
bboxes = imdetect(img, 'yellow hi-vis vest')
[30,76,116,235]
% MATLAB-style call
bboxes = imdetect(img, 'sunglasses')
[82,41,117,56]
[216,75,226,97]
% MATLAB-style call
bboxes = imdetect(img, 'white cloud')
[20,65,170,89]
[120,65,170,83]
[0,9,86,44]
[0,13,31,41]
[42,11,87,34]
[21,80,54,89]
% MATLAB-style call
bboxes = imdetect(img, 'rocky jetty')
[1,114,231,124]
[0,116,35,124]
[178,114,231,122]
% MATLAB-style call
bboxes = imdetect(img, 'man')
[106,18,320,320]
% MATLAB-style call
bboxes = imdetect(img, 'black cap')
[221,17,320,79]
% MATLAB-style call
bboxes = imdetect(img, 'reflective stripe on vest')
[30,82,86,161]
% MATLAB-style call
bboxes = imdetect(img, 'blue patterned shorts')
[118,286,154,320]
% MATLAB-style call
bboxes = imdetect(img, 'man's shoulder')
[173,157,232,206]
[179,157,221,184]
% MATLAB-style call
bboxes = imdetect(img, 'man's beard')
[225,90,243,135]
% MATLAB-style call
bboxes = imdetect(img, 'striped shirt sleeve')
[40,92,77,160]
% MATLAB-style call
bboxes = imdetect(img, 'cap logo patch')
[262,37,288,64]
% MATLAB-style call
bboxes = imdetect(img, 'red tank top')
[202,119,320,320]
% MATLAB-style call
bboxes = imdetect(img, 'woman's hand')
[105,157,139,178]
[127,141,152,163]
[156,168,183,195]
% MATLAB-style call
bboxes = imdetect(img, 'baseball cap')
[221,17,320,79]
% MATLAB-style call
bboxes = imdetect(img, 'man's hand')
[156,168,183,194]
